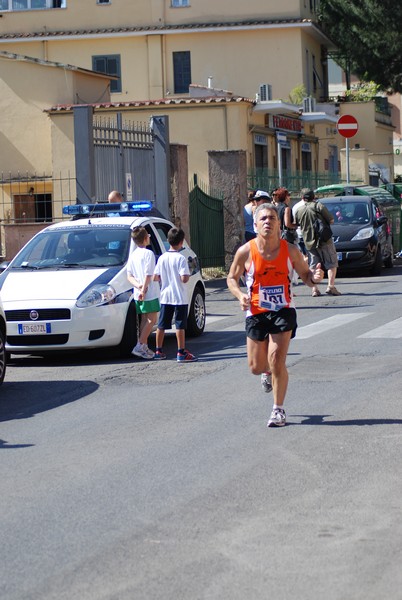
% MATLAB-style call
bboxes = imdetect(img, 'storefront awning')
[300,112,338,124]
[253,101,300,115]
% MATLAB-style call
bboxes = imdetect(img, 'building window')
[13,192,52,223]
[0,0,65,8]
[171,0,189,6]
[173,51,191,94]
[92,55,121,93]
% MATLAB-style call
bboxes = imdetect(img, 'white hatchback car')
[0,202,206,357]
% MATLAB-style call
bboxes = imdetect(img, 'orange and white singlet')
[245,238,295,317]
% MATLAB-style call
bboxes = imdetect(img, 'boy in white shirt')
[127,226,160,359]
[153,227,197,362]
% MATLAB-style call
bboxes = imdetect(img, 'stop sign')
[337,115,359,138]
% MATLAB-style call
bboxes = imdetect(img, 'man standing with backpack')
[294,190,341,297]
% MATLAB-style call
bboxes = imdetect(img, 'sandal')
[312,289,321,297]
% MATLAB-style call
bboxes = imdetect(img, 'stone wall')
[208,150,247,271]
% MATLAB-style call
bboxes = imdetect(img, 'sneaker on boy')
[132,343,154,360]
[177,349,197,363]
[154,349,167,360]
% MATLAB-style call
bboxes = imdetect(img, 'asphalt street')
[1,263,402,600]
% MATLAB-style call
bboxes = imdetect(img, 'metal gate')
[74,107,170,217]
[93,113,156,204]
[189,175,224,269]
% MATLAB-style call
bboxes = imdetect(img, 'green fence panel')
[189,177,224,269]
[247,169,361,196]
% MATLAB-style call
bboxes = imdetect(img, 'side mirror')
[376,215,388,227]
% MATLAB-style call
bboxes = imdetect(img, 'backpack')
[312,205,333,244]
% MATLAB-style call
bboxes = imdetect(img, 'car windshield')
[10,226,132,269]
[322,201,371,224]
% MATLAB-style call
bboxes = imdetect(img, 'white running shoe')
[261,372,273,393]
[267,408,286,427]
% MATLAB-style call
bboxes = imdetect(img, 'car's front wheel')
[118,301,138,357]
[370,246,383,276]
[186,286,206,337]
[384,240,394,268]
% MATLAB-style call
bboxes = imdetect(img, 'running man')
[227,202,324,427]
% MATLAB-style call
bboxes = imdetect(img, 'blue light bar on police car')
[63,204,90,215]
[63,201,153,215]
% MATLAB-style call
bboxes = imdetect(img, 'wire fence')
[247,169,363,196]
[0,172,76,260]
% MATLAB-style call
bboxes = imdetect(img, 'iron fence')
[0,172,77,260]
[247,169,363,196]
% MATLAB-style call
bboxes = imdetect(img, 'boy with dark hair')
[127,226,160,359]
[153,227,197,362]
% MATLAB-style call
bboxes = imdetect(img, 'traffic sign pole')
[346,138,350,184]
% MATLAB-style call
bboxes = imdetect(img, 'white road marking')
[295,313,370,339]
[206,315,232,325]
[358,317,402,339]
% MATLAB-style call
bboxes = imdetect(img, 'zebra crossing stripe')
[358,317,402,339]
[295,313,370,339]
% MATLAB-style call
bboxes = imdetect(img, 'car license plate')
[18,323,51,334]
[337,252,342,261]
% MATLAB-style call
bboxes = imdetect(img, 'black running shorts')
[245,308,297,341]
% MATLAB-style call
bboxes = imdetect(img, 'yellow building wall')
[339,103,393,152]
[0,60,54,174]
[48,100,251,188]
[0,56,111,176]
[0,0,315,33]
[1,28,325,105]
[85,102,251,182]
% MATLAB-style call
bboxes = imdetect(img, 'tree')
[319,0,402,93]
[288,84,307,105]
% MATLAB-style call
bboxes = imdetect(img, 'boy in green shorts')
[127,226,160,359]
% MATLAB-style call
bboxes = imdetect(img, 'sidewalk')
[204,277,227,290]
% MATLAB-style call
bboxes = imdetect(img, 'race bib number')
[259,285,287,311]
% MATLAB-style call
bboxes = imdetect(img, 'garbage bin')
[381,183,402,253]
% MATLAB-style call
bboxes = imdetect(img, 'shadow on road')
[290,414,402,426]
[0,380,99,424]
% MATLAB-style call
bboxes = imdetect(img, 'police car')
[0,202,206,357]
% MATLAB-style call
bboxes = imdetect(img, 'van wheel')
[370,247,383,276]
[186,286,206,337]
[118,301,138,357]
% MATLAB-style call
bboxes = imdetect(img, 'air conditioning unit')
[259,83,272,102]
[303,97,316,112]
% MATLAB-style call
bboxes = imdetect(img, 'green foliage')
[319,0,402,93]
[288,84,307,105]
[344,81,382,102]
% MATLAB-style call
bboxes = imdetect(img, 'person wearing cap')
[294,189,341,297]
[227,200,324,428]
[252,190,271,203]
